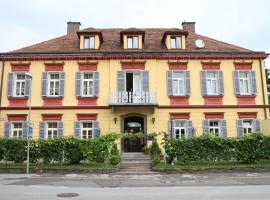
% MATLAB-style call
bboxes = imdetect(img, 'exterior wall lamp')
[152,117,156,124]
[114,117,118,124]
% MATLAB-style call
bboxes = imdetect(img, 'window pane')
[173,80,178,94]
[89,37,95,48]
[84,73,93,79]
[133,37,138,48]
[171,38,176,48]
[176,37,181,48]
[84,37,90,48]
[127,37,133,48]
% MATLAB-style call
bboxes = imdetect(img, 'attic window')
[171,36,182,49]
[127,36,138,49]
[84,36,95,49]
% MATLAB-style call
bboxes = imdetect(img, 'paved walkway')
[1,171,270,187]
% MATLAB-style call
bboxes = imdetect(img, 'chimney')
[182,22,195,33]
[67,21,81,34]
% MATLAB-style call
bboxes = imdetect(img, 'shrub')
[0,133,120,164]
[164,133,269,164]
[63,137,85,164]
[110,155,120,165]
[79,133,120,163]
[153,154,160,165]
[2,138,27,163]
[150,140,161,156]
[39,138,65,163]
[110,143,120,165]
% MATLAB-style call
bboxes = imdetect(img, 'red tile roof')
[12,28,253,53]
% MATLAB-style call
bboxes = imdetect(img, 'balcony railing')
[109,91,157,105]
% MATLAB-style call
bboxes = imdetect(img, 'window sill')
[77,96,98,105]
[8,97,28,107]
[42,97,63,106]
[169,96,189,105]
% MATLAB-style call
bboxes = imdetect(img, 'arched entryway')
[121,114,147,152]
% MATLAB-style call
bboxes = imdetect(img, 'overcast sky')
[0,0,269,65]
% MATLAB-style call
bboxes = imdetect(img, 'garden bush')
[62,137,85,164]
[110,143,120,165]
[164,133,270,164]
[150,139,161,156]
[0,133,120,164]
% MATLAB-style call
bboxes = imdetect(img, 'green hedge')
[0,133,120,164]
[164,133,270,164]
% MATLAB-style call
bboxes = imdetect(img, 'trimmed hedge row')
[0,133,120,164]
[164,133,270,164]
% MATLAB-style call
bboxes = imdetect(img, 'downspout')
[259,59,267,119]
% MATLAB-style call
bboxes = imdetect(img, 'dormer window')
[127,36,139,49]
[77,29,103,50]
[120,28,145,50]
[170,36,182,49]
[84,36,95,49]
[162,30,188,50]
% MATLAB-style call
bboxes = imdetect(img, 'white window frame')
[209,120,220,136]
[127,36,139,49]
[81,72,94,97]
[239,71,252,95]
[173,120,187,139]
[13,73,26,97]
[84,36,95,49]
[81,121,93,139]
[11,121,23,138]
[47,72,60,97]
[172,71,185,96]
[243,119,254,135]
[170,36,182,49]
[206,71,219,95]
[46,122,58,139]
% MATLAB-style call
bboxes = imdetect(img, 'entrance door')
[133,72,141,103]
[123,116,145,152]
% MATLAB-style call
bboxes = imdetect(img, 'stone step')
[121,153,148,158]
[120,160,153,165]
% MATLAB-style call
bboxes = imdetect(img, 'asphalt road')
[0,172,270,200]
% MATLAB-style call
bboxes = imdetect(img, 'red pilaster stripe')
[204,112,224,119]
[45,62,64,71]
[78,62,98,71]
[42,114,63,121]
[170,112,190,119]
[201,61,221,70]
[76,113,98,120]
[11,63,30,72]
[7,114,27,121]
[237,112,257,119]
[121,61,145,70]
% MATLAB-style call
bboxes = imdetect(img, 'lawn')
[154,160,270,170]
[0,163,116,170]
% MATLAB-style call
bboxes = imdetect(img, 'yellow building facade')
[0,22,268,152]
